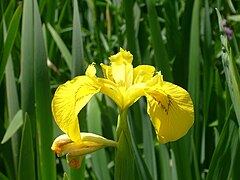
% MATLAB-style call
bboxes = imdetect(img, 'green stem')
[115,110,135,179]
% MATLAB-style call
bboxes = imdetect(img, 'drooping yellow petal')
[109,48,133,90]
[52,76,100,142]
[51,133,117,168]
[145,82,194,143]
[133,65,155,84]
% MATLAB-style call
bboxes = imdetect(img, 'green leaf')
[128,110,153,180]
[47,23,72,71]
[18,114,36,180]
[1,110,23,144]
[72,0,85,77]
[0,171,9,180]
[33,0,56,179]
[216,9,240,125]
[123,0,141,66]
[202,0,214,165]
[0,4,22,84]
[70,162,85,180]
[115,110,136,180]
[87,94,111,180]
[206,119,239,180]
[21,0,36,135]
[146,0,172,81]
[227,15,240,22]
[188,0,200,133]
[155,145,172,180]
[140,99,157,180]
[45,0,56,24]
[4,15,21,172]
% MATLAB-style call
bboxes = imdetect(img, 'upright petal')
[133,65,155,84]
[145,82,194,143]
[100,63,114,81]
[52,76,100,142]
[98,78,123,109]
[125,83,146,108]
[109,48,133,90]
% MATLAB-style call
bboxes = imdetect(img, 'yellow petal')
[133,65,155,84]
[109,48,133,90]
[146,82,194,143]
[52,76,100,142]
[51,133,117,168]
[86,63,97,78]
[146,72,164,87]
[100,63,114,81]
[98,78,123,109]
[124,83,146,108]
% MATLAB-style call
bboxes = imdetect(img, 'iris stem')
[115,109,135,179]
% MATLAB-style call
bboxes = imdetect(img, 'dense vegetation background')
[0,0,240,179]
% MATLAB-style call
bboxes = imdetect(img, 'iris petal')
[100,63,114,81]
[146,82,194,143]
[109,48,133,90]
[133,65,155,84]
[98,78,123,108]
[52,76,100,142]
[125,83,146,108]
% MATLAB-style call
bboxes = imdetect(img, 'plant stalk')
[115,110,135,180]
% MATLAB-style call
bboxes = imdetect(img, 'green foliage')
[0,0,240,179]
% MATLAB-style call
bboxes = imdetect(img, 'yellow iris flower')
[52,48,194,145]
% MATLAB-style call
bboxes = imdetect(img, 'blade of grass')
[232,143,240,179]
[163,1,181,62]
[4,18,20,174]
[123,0,141,66]
[0,172,9,180]
[201,0,214,165]
[21,0,36,137]
[191,136,200,180]
[47,23,72,71]
[173,0,194,88]
[5,59,20,175]
[87,94,111,180]
[33,0,56,179]
[171,0,201,180]
[57,0,70,29]
[206,119,239,180]
[18,114,36,180]
[185,1,201,178]
[0,4,22,84]
[46,0,56,24]
[171,137,192,180]
[1,110,22,144]
[140,99,157,180]
[72,0,85,77]
[128,112,153,180]
[0,0,14,38]
[146,0,172,81]
[188,0,201,147]
[155,145,172,180]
